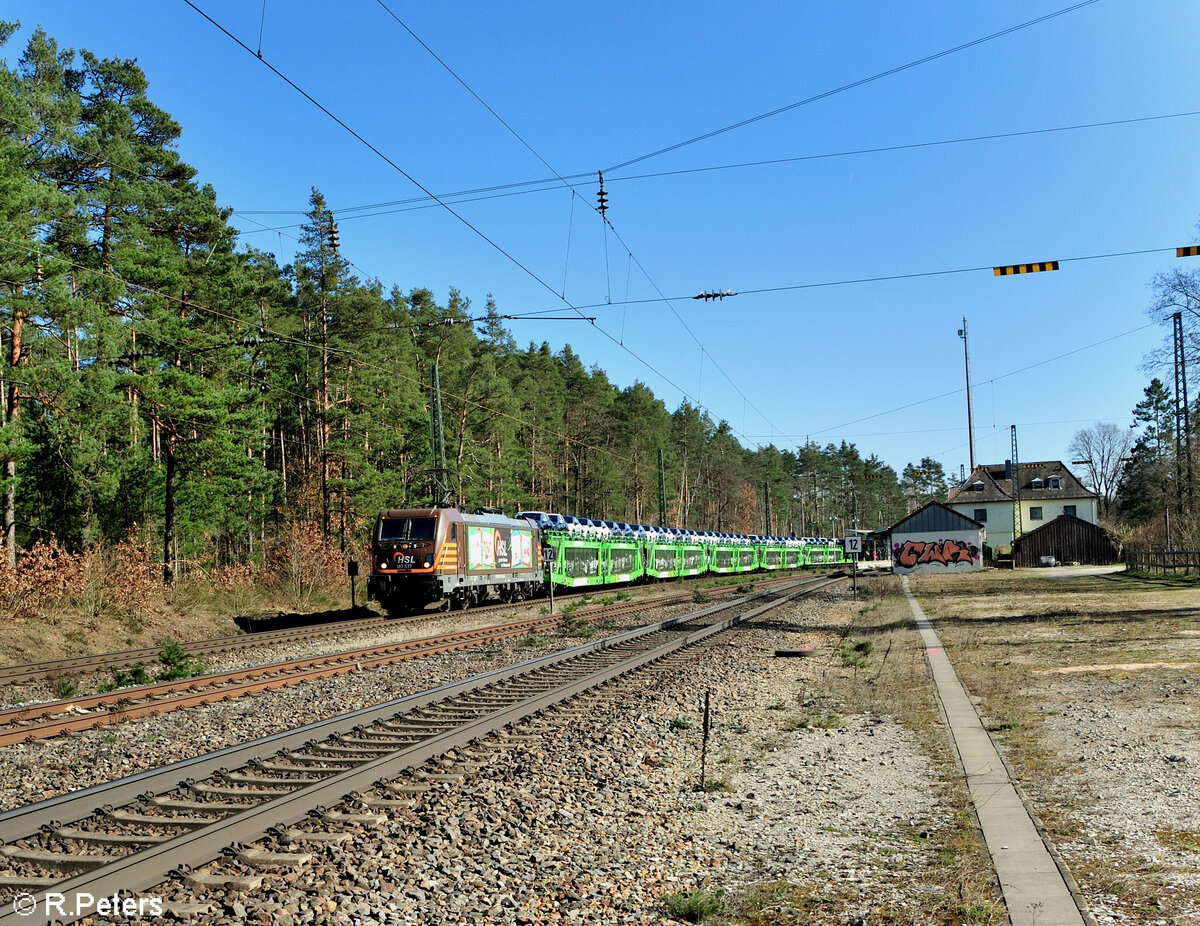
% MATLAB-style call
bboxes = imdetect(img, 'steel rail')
[0,578,821,837]
[0,586,733,746]
[0,614,574,741]
[0,577,842,926]
[0,617,391,688]
[0,572,802,689]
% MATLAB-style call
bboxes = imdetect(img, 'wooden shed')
[1011,514,1118,568]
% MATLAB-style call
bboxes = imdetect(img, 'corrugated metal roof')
[889,500,984,534]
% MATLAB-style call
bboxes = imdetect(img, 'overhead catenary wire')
[14,9,1176,463]
[603,0,1104,172]
[232,109,1200,222]
[0,110,387,286]
[366,0,789,445]
[0,238,1173,479]
[182,0,775,447]
[179,4,718,440]
[504,244,1185,318]
[799,321,1157,440]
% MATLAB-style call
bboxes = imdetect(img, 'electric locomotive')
[368,507,542,614]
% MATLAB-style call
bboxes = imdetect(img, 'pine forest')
[0,26,1195,632]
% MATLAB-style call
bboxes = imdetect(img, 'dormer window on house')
[970,482,985,492]
[1031,478,1044,490]
[1048,476,1062,489]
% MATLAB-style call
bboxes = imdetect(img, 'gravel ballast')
[139,591,965,925]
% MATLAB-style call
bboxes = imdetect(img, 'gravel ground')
[1,596,641,709]
[20,568,1196,924]
[912,567,1200,926]
[96,589,965,926]
[0,598,705,812]
[1017,672,1200,925]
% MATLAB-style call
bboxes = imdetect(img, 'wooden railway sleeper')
[377,716,460,730]
[282,829,351,845]
[189,782,292,799]
[184,871,264,891]
[318,810,387,827]
[341,731,431,746]
[306,742,398,757]
[0,590,808,923]
[268,752,362,769]
[236,847,313,870]
[371,726,454,740]
[456,694,524,706]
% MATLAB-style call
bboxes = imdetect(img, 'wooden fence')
[1125,550,1200,575]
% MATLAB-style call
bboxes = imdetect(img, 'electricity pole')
[958,318,976,473]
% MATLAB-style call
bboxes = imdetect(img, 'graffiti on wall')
[893,539,979,569]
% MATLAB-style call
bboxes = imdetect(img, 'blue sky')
[6,1,1198,479]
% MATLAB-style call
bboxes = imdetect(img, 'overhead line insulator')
[597,170,608,218]
[692,289,738,301]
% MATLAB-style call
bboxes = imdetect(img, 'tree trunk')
[4,304,24,568]
[163,431,176,585]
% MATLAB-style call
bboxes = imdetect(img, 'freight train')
[368,506,846,615]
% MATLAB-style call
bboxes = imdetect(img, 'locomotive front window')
[379,518,436,541]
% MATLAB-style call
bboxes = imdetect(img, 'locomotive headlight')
[378,561,387,570]
[423,554,433,566]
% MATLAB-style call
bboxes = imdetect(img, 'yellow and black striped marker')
[1177,246,1200,258]
[993,261,1059,276]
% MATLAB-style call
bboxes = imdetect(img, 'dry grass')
[0,523,356,669]
[715,573,1006,925]
[906,566,1200,922]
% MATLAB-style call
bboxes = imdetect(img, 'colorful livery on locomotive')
[368,508,544,614]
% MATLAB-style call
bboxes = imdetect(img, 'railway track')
[0,575,842,925]
[0,573,808,691]
[0,588,726,747]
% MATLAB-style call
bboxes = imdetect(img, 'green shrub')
[52,679,77,700]
[98,641,206,691]
[662,888,724,923]
[840,641,869,668]
[100,662,152,691]
[157,641,207,681]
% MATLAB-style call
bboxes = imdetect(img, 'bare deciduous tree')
[1068,422,1132,518]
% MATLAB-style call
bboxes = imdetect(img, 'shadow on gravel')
[234,605,378,633]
